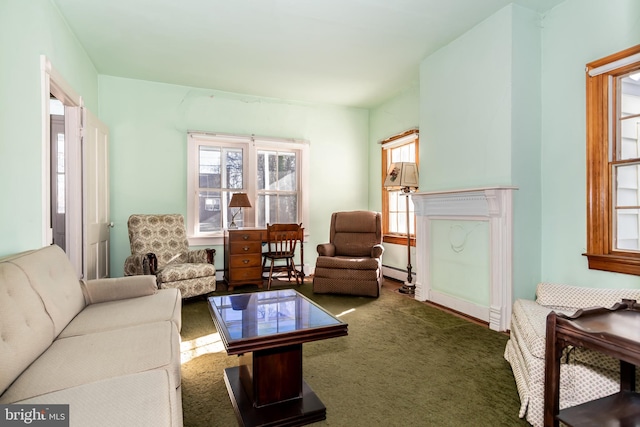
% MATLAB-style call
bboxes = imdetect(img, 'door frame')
[40,55,83,277]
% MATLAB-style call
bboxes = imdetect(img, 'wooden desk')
[544,299,640,427]
[223,228,305,291]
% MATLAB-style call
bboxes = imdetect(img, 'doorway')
[50,96,66,251]
[42,55,112,280]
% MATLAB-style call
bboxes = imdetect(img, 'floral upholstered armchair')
[124,214,216,298]
[312,210,384,297]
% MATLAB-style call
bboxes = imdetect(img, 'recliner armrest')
[371,244,384,259]
[317,243,335,257]
[187,248,216,264]
[124,253,157,275]
[81,275,158,305]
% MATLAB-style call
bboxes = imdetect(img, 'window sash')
[585,44,640,275]
[256,148,300,226]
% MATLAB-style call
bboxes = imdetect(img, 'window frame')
[585,44,640,275]
[381,129,419,246]
[187,132,309,246]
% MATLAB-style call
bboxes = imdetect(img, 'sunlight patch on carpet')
[181,332,225,364]
[336,308,356,317]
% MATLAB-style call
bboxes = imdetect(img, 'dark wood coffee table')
[208,289,348,427]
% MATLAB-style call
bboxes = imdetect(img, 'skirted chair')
[313,210,384,297]
[124,214,217,298]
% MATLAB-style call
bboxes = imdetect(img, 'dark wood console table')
[544,299,640,427]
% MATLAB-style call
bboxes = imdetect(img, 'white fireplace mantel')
[412,186,517,331]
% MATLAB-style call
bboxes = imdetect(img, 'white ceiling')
[52,0,564,108]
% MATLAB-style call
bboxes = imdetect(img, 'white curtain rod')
[188,130,307,145]
[380,130,419,149]
[588,53,640,77]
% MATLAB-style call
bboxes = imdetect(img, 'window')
[187,132,309,245]
[257,149,299,225]
[585,45,640,275]
[381,129,419,245]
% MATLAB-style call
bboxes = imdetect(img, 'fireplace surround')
[412,187,517,331]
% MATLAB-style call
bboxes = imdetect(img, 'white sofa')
[504,282,640,427]
[0,245,183,427]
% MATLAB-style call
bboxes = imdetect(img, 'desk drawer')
[229,241,262,255]
[229,253,262,268]
[229,266,263,282]
[228,230,263,243]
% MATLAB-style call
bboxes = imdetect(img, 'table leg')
[241,344,303,406]
[544,312,562,427]
[224,343,327,426]
[621,361,636,392]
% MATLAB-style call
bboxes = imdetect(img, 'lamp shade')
[383,162,419,191]
[228,192,252,208]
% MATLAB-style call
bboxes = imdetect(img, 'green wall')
[421,6,513,192]
[99,76,370,277]
[540,0,640,288]
[511,4,543,300]
[0,0,98,257]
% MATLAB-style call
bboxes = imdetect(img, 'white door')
[83,108,110,280]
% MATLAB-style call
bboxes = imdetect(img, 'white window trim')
[186,132,310,246]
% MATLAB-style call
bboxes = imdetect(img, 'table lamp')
[228,192,251,229]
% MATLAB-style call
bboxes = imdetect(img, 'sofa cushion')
[8,245,85,337]
[157,263,215,283]
[536,282,640,310]
[0,321,180,403]
[315,256,380,270]
[0,261,55,394]
[161,276,217,299]
[333,233,379,257]
[17,370,178,427]
[58,289,182,338]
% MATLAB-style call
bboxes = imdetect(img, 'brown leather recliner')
[312,211,384,297]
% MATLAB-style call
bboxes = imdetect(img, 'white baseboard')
[428,289,489,323]
[382,265,416,283]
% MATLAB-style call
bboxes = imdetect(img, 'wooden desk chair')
[262,223,303,290]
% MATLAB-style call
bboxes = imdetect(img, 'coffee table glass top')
[208,289,344,341]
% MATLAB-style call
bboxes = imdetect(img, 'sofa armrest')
[81,275,158,305]
[317,243,335,257]
[124,253,157,275]
[187,248,216,264]
[371,244,384,259]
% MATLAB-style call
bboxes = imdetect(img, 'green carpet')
[180,283,528,426]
